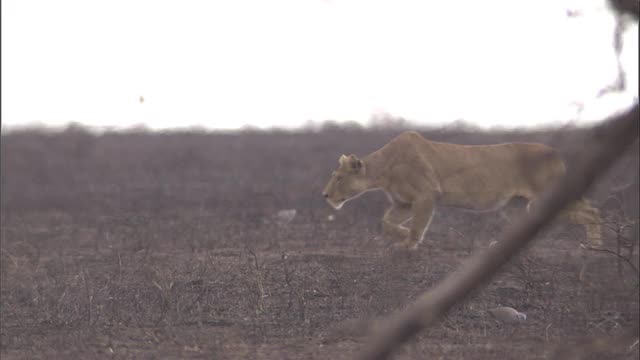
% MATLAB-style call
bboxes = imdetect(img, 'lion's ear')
[339,154,349,166]
[347,154,363,172]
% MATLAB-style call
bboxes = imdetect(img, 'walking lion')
[322,131,602,250]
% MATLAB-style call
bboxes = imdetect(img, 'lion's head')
[322,154,370,210]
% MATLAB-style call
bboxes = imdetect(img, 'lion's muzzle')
[324,195,345,210]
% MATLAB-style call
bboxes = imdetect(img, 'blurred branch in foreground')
[359,2,639,358]
[596,8,632,98]
[359,104,639,360]
[610,0,639,18]
[592,0,638,98]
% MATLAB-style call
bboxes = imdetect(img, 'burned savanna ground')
[1,125,638,359]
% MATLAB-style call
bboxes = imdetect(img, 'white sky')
[1,0,638,131]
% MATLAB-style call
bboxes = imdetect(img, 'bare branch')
[580,243,639,274]
[359,104,639,360]
[551,326,640,359]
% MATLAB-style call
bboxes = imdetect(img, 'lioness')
[322,131,602,250]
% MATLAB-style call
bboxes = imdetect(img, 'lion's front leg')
[382,204,412,241]
[395,198,435,250]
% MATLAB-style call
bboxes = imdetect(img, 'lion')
[322,131,602,250]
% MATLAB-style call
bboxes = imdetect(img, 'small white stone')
[275,209,297,225]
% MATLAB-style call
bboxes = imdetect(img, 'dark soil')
[1,125,638,359]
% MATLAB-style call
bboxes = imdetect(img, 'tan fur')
[322,131,602,249]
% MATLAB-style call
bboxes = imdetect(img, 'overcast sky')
[1,0,638,131]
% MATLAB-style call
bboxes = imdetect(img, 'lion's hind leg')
[562,199,603,247]
[525,196,603,247]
